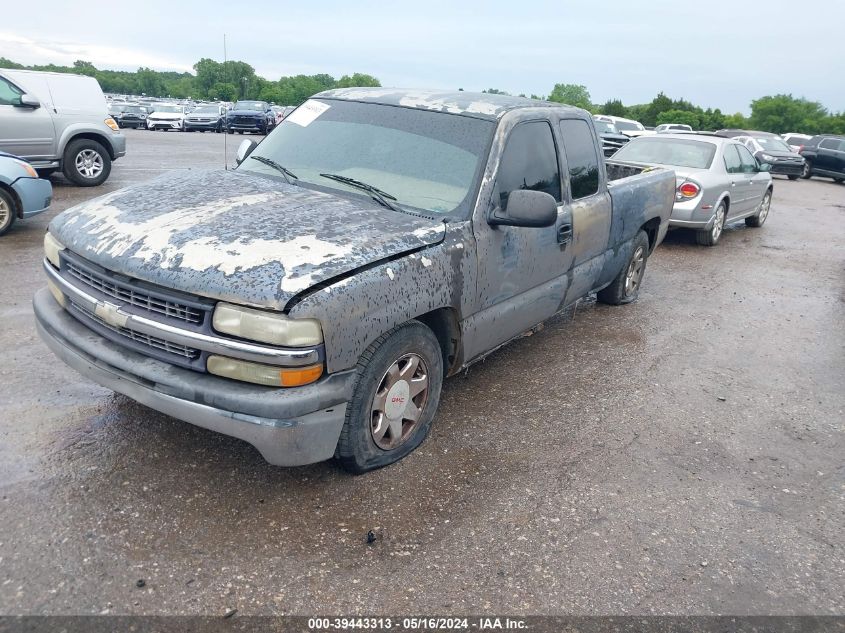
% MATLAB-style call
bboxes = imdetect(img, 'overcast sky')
[3,0,842,114]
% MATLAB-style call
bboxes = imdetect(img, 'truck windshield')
[614,120,644,132]
[613,137,717,169]
[238,99,495,218]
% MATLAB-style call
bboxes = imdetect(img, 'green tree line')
[2,57,843,134]
[0,57,380,106]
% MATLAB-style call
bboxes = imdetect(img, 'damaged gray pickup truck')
[35,89,675,472]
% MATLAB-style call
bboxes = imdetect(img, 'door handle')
[557,224,573,245]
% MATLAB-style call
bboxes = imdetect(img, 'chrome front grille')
[70,301,201,360]
[66,260,204,324]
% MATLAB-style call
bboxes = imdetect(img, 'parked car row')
[108,95,292,135]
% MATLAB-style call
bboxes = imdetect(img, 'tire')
[745,189,772,227]
[597,230,650,305]
[36,168,56,178]
[834,178,844,184]
[787,175,799,181]
[801,160,813,179]
[335,320,444,474]
[696,201,727,247]
[62,138,111,187]
[0,188,18,236]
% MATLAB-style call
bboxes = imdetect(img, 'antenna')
[223,33,228,170]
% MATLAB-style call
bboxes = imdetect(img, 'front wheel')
[62,138,111,186]
[787,175,799,181]
[0,188,18,236]
[696,202,726,247]
[335,321,444,473]
[746,190,772,228]
[597,230,650,305]
[801,160,813,179]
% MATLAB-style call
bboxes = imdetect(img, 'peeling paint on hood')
[49,169,445,310]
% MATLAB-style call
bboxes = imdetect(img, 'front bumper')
[768,162,804,176]
[185,120,221,130]
[147,120,183,130]
[109,133,127,159]
[33,288,354,466]
[227,119,266,132]
[12,176,52,218]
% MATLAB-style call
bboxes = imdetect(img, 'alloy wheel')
[370,353,430,450]
[75,149,104,179]
[757,193,771,223]
[624,245,646,297]
[712,208,725,242]
[0,196,10,230]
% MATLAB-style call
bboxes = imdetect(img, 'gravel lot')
[0,129,843,616]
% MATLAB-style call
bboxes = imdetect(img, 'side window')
[496,121,561,208]
[723,144,742,174]
[559,119,601,199]
[0,77,23,106]
[819,138,837,150]
[736,144,758,173]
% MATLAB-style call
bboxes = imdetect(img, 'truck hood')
[49,169,446,310]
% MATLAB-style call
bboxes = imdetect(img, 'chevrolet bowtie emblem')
[94,301,128,328]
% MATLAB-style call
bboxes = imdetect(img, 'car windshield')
[756,137,792,152]
[193,106,219,113]
[613,137,717,169]
[238,99,495,218]
[124,106,143,113]
[234,101,265,111]
[614,120,644,132]
[153,105,182,113]
[594,120,620,134]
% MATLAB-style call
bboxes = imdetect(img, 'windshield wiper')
[249,155,298,185]
[319,173,399,212]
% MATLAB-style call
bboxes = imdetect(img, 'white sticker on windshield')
[286,100,330,127]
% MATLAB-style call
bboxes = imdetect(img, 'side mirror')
[235,139,258,165]
[18,94,40,109]
[757,161,772,172]
[489,189,558,227]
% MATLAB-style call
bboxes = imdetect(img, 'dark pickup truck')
[35,89,674,472]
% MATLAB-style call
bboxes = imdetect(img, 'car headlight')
[212,302,323,347]
[761,153,775,162]
[105,118,119,131]
[44,232,65,268]
[14,159,38,178]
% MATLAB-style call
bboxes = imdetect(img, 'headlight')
[212,303,322,347]
[761,153,775,162]
[14,159,38,178]
[105,118,119,131]
[44,232,65,268]
[207,356,323,387]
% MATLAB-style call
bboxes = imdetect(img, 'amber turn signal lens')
[105,118,119,131]
[207,355,323,387]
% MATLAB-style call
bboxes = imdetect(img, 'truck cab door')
[0,75,56,161]
[463,118,575,361]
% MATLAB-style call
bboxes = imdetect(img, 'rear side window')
[723,145,743,174]
[559,119,601,199]
[496,121,562,208]
[0,77,23,106]
[820,138,844,150]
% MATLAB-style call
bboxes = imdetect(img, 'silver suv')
[0,69,126,186]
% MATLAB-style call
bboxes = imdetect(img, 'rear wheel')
[0,188,17,236]
[597,230,650,305]
[746,190,772,227]
[696,202,726,246]
[787,175,799,181]
[335,321,443,474]
[62,139,111,187]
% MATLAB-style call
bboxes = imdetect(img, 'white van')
[0,69,126,186]
[594,114,654,138]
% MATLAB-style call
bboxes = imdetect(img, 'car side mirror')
[757,162,772,172]
[488,189,558,227]
[18,94,40,109]
[236,139,258,165]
